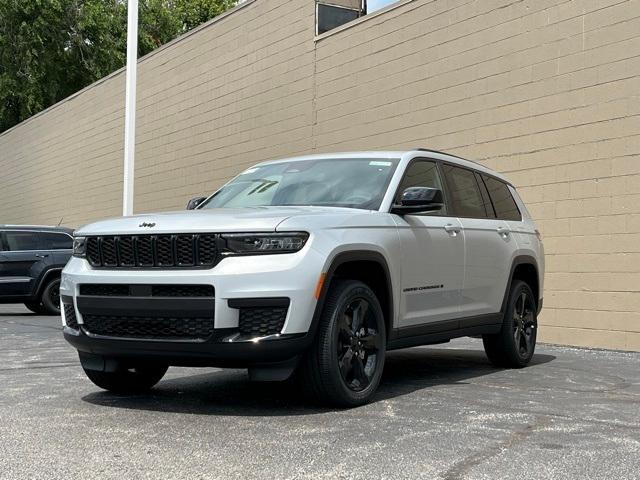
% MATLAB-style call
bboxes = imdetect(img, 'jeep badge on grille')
[139,222,156,228]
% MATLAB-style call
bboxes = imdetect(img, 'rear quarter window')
[40,232,73,250]
[482,175,522,221]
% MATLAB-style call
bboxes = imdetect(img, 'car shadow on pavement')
[81,347,555,416]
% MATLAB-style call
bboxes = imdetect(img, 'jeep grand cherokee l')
[62,150,544,406]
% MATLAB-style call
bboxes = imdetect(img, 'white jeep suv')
[62,150,544,406]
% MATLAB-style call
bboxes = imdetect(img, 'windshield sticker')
[369,161,392,167]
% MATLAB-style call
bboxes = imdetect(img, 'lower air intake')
[82,315,214,340]
[238,307,287,337]
[64,304,79,330]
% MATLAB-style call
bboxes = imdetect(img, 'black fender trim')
[500,255,540,314]
[308,250,394,341]
[33,268,63,298]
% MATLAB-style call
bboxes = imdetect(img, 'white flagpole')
[123,0,139,216]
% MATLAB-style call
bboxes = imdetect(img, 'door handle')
[444,224,461,235]
[497,227,510,237]
[35,254,49,259]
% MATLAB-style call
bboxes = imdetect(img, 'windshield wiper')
[247,179,279,195]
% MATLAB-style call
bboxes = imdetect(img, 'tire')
[82,364,168,393]
[39,277,61,315]
[24,301,47,314]
[299,279,386,407]
[483,280,537,368]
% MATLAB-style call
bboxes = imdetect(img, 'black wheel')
[82,364,168,393]
[299,279,386,407]
[24,301,47,314]
[483,280,537,368]
[39,277,61,315]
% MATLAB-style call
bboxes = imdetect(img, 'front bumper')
[63,327,312,368]
[60,246,325,366]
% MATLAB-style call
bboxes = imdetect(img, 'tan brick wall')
[0,0,316,225]
[1,0,638,350]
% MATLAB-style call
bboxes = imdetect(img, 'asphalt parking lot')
[1,304,638,480]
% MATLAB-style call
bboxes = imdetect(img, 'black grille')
[83,315,214,340]
[238,307,287,336]
[85,234,219,269]
[64,304,79,330]
[137,236,154,266]
[118,236,135,266]
[79,284,214,297]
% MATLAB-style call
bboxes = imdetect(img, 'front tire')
[299,280,386,407]
[82,365,168,393]
[483,280,537,368]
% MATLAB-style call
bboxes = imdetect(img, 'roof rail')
[1,224,52,228]
[0,224,72,230]
[412,148,486,169]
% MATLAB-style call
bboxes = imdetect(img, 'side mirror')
[391,187,444,215]
[186,196,206,210]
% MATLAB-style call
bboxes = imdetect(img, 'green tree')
[0,0,236,132]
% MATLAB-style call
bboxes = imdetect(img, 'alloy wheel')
[513,291,536,358]
[50,283,61,307]
[337,298,382,392]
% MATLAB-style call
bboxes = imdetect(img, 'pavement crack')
[440,415,550,480]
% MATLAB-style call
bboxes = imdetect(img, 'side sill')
[387,313,503,350]
[387,324,501,351]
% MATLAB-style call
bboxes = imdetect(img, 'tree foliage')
[0,0,236,132]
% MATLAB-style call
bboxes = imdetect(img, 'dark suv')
[0,225,73,315]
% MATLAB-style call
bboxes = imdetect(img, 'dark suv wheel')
[39,277,61,315]
[299,279,386,407]
[483,280,537,368]
[24,278,61,315]
[24,301,47,314]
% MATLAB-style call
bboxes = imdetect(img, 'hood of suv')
[75,206,365,236]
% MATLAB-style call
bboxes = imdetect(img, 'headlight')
[73,236,87,258]
[222,232,308,254]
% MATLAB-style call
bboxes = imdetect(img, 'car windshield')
[199,158,400,210]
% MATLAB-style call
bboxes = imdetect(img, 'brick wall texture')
[1,0,638,350]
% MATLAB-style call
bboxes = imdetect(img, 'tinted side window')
[475,172,496,218]
[4,232,41,251]
[396,160,445,215]
[442,165,488,218]
[40,232,73,250]
[482,175,521,221]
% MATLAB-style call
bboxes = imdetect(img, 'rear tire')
[483,280,537,368]
[298,279,386,407]
[83,365,168,393]
[39,277,61,315]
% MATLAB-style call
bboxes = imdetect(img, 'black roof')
[0,225,74,234]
